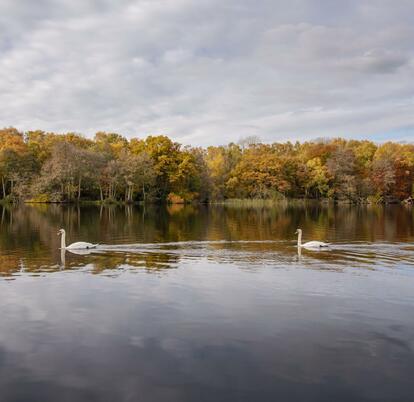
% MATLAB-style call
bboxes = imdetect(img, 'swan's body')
[296,229,330,249]
[58,229,98,250]
[66,241,97,250]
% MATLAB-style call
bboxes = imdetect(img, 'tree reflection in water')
[0,203,413,278]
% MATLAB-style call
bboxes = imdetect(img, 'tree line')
[0,127,413,203]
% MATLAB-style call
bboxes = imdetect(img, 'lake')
[0,203,414,402]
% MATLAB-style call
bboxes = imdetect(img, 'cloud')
[0,0,413,145]
[336,49,409,74]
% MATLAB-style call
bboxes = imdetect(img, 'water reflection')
[1,204,414,278]
[1,204,414,401]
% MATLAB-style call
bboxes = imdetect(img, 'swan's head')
[57,228,65,236]
[295,229,302,235]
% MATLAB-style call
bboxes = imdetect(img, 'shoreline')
[0,198,411,207]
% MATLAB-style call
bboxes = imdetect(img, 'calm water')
[1,203,414,402]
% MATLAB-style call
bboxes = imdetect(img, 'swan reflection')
[66,248,97,256]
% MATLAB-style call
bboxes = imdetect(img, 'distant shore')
[1,197,411,207]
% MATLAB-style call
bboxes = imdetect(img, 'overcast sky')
[1,0,414,146]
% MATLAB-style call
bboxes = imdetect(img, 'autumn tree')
[94,132,129,157]
[131,135,181,200]
[206,144,241,200]
[0,128,29,199]
[119,150,156,202]
[35,142,92,201]
[304,157,330,198]
[227,144,290,199]
[0,126,412,204]
[326,147,357,200]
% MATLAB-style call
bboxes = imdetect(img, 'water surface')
[1,204,414,401]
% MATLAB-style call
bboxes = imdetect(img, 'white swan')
[57,229,98,250]
[295,229,330,249]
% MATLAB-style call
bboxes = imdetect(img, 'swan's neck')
[297,231,302,247]
[61,232,66,249]
[60,249,66,267]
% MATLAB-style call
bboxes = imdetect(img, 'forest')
[0,127,413,204]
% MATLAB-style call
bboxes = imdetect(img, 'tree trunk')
[78,177,82,201]
[128,186,133,202]
[78,177,82,202]
[142,183,146,203]
[1,177,5,199]
[99,184,104,202]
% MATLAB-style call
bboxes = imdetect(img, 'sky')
[0,0,414,146]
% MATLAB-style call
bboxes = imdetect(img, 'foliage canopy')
[1,128,413,203]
